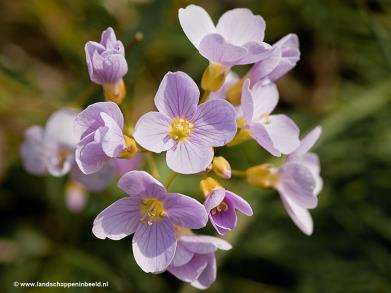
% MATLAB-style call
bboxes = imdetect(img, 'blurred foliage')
[1,0,391,292]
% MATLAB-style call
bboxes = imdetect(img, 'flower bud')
[201,63,229,92]
[246,164,280,189]
[103,79,126,104]
[226,79,244,106]
[119,135,139,159]
[212,156,231,179]
[65,181,89,213]
[200,177,222,197]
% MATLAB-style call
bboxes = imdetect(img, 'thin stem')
[231,169,246,177]
[200,90,210,103]
[165,172,177,189]
[144,152,160,180]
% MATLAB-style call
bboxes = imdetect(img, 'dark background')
[0,0,390,292]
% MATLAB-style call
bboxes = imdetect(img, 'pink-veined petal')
[92,197,140,240]
[166,141,214,174]
[154,71,199,119]
[178,5,216,49]
[117,170,166,197]
[133,111,174,153]
[132,219,176,273]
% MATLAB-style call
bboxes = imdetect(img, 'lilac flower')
[179,5,271,68]
[133,71,237,174]
[168,234,231,289]
[276,126,322,235]
[250,34,300,85]
[74,101,128,174]
[92,171,208,273]
[240,79,300,156]
[21,108,115,192]
[85,27,127,86]
[21,108,79,176]
[203,185,253,235]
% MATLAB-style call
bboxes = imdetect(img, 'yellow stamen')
[211,201,229,215]
[140,198,166,225]
[246,164,280,189]
[169,117,194,141]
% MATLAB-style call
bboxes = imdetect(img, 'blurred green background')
[1,0,391,292]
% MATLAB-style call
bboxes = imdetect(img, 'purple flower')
[204,187,253,235]
[92,171,208,273]
[241,79,300,156]
[133,71,237,174]
[21,108,79,176]
[85,27,128,86]
[74,101,127,174]
[276,126,322,235]
[168,234,231,289]
[250,34,300,85]
[178,5,271,68]
[21,108,115,192]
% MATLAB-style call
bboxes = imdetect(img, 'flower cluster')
[21,4,323,289]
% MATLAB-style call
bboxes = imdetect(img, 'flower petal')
[192,99,237,147]
[117,170,166,197]
[165,193,208,229]
[70,163,114,192]
[199,33,247,67]
[132,219,177,273]
[92,197,140,240]
[278,162,317,209]
[291,126,322,156]
[240,79,254,124]
[248,122,281,156]
[251,82,279,116]
[191,253,216,289]
[250,114,300,156]
[21,126,47,175]
[180,235,232,253]
[154,71,199,119]
[210,199,237,235]
[225,191,253,216]
[166,141,213,174]
[74,102,124,139]
[280,192,313,235]
[237,41,272,65]
[168,254,209,282]
[45,108,79,148]
[76,140,108,174]
[203,189,225,213]
[178,5,216,48]
[216,8,265,46]
[100,112,125,157]
[133,111,174,153]
[100,54,128,85]
[171,241,194,267]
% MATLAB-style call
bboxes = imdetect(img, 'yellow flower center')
[169,118,194,141]
[211,201,229,215]
[140,198,166,225]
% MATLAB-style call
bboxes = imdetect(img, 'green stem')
[231,169,246,177]
[144,152,160,180]
[165,172,177,189]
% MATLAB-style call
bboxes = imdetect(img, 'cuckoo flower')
[92,171,208,273]
[276,126,322,235]
[178,5,271,68]
[21,108,79,176]
[74,101,133,175]
[201,178,253,235]
[250,33,300,85]
[240,79,300,156]
[21,108,115,192]
[85,27,127,86]
[133,71,236,174]
[168,233,231,289]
